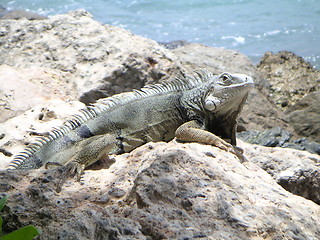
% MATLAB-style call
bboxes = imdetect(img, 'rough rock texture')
[1,141,320,239]
[257,51,320,109]
[285,91,320,142]
[0,9,183,107]
[0,100,85,168]
[0,65,77,122]
[0,9,47,20]
[238,126,320,155]
[1,10,320,240]
[257,51,320,141]
[241,140,320,205]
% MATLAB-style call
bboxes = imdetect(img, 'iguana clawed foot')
[46,161,85,192]
[175,120,248,162]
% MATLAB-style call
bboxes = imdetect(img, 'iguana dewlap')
[9,69,254,179]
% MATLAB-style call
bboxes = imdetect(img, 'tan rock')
[173,43,259,79]
[0,99,85,169]
[0,65,77,122]
[257,51,320,109]
[1,141,320,239]
[0,9,182,106]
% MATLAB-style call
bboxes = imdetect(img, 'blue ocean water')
[2,0,320,68]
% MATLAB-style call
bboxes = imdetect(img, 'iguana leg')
[175,120,247,162]
[54,134,118,191]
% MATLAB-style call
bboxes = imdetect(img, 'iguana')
[8,69,254,185]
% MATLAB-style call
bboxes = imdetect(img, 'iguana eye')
[219,73,232,83]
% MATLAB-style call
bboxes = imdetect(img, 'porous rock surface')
[257,51,320,109]
[1,141,320,239]
[1,9,320,240]
[0,9,183,109]
[257,51,320,142]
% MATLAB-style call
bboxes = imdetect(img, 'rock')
[240,140,320,205]
[238,126,320,155]
[238,88,296,134]
[238,126,291,147]
[0,99,85,169]
[1,141,320,239]
[159,40,190,49]
[257,51,320,109]
[0,65,77,123]
[285,91,320,142]
[173,43,261,81]
[0,9,183,106]
[0,9,47,20]
[284,138,320,155]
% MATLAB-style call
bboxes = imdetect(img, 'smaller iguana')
[9,69,254,188]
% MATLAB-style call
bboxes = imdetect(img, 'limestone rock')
[0,9,182,105]
[240,140,320,205]
[257,51,320,109]
[1,141,320,239]
[0,100,85,169]
[0,9,47,20]
[0,65,77,123]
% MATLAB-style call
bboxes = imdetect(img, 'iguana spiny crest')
[9,69,254,183]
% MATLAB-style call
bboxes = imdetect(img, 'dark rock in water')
[159,40,190,49]
[0,6,5,14]
[238,126,291,147]
[285,138,320,155]
[238,126,320,155]
[0,9,47,20]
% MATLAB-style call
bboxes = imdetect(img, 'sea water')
[2,0,320,68]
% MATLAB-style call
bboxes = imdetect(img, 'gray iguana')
[8,69,254,187]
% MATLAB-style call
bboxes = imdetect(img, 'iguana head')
[204,72,254,113]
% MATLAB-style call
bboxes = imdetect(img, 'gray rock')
[238,126,291,147]
[159,40,190,49]
[285,91,320,142]
[2,141,320,239]
[238,126,320,155]
[0,9,47,20]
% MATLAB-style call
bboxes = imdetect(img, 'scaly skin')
[9,69,254,189]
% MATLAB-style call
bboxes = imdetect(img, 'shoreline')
[0,10,320,239]
[1,5,319,70]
